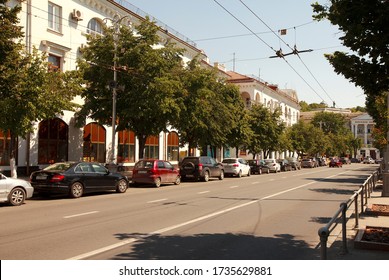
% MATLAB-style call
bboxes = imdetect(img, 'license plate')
[138,170,147,174]
[36,175,47,180]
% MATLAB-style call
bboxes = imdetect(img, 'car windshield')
[43,162,73,171]
[222,159,237,164]
[135,160,154,169]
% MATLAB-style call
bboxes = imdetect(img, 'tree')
[245,104,285,159]
[173,59,244,156]
[0,1,81,176]
[312,1,389,120]
[311,111,347,134]
[77,18,185,159]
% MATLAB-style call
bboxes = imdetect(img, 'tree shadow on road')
[107,232,320,260]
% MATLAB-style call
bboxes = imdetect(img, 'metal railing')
[317,170,379,259]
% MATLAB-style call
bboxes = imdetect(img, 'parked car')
[301,158,315,168]
[30,162,129,198]
[132,160,180,187]
[277,159,293,171]
[350,158,361,163]
[340,157,351,164]
[329,159,343,168]
[179,156,224,182]
[363,157,375,164]
[286,157,301,170]
[248,159,270,174]
[222,158,251,177]
[317,158,327,166]
[0,173,34,206]
[263,159,281,173]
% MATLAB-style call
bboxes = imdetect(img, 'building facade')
[2,0,208,175]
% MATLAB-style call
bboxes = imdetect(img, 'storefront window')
[38,118,68,164]
[144,135,159,159]
[0,131,17,165]
[83,123,106,163]
[117,130,135,163]
[167,132,179,161]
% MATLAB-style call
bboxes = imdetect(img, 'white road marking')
[63,211,99,219]
[68,171,349,260]
[229,185,239,188]
[198,191,210,194]
[269,178,275,181]
[251,182,259,185]
[147,199,167,204]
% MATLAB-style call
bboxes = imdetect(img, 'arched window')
[0,130,17,166]
[167,132,179,161]
[117,130,135,163]
[38,118,68,164]
[87,18,104,36]
[83,123,106,163]
[144,135,159,159]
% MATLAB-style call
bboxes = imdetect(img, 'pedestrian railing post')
[340,202,348,255]
[354,193,359,228]
[318,227,330,260]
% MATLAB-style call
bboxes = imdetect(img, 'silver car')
[0,173,34,206]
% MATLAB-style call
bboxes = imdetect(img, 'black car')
[179,156,224,182]
[277,159,293,171]
[248,159,270,174]
[30,162,129,198]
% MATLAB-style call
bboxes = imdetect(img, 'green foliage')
[172,59,244,154]
[311,111,347,134]
[298,101,327,112]
[0,2,80,138]
[77,18,185,158]
[312,0,389,143]
[245,104,285,158]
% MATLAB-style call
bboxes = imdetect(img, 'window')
[48,54,61,72]
[167,132,179,161]
[87,18,104,36]
[48,2,61,33]
[38,118,68,164]
[83,123,106,163]
[117,130,135,163]
[0,130,17,166]
[144,136,159,159]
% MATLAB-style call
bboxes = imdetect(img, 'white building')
[2,0,208,175]
[226,71,301,159]
[350,113,380,160]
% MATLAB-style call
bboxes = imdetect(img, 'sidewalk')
[328,184,389,260]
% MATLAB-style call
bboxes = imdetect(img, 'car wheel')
[202,171,209,182]
[154,178,162,188]
[69,182,84,198]
[237,170,242,178]
[116,179,128,193]
[8,187,26,206]
[174,176,181,185]
[219,170,224,180]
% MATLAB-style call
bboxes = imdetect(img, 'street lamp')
[104,14,130,165]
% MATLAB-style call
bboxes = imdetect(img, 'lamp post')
[105,14,129,165]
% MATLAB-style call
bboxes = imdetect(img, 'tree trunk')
[138,135,147,159]
[9,131,17,178]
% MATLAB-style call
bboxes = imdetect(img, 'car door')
[240,158,250,175]
[163,161,176,183]
[0,174,9,202]
[157,160,168,183]
[74,162,98,192]
[209,157,220,177]
[91,163,115,190]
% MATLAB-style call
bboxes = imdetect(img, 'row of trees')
[0,2,361,177]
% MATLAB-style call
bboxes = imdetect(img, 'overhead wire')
[238,0,336,106]
[212,0,327,103]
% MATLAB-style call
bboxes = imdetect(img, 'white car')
[0,173,34,206]
[222,158,251,177]
[264,159,281,173]
[363,157,375,164]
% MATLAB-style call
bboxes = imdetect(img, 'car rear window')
[181,158,199,164]
[135,160,155,169]
[222,159,237,164]
[44,162,73,171]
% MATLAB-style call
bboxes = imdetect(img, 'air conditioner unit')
[72,9,83,21]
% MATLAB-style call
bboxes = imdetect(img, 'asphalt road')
[0,163,378,260]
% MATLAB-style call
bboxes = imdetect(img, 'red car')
[131,160,180,187]
[329,159,343,168]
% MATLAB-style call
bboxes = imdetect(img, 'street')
[0,164,378,260]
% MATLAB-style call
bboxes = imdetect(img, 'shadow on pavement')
[107,232,321,260]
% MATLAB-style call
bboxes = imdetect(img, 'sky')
[121,0,366,108]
